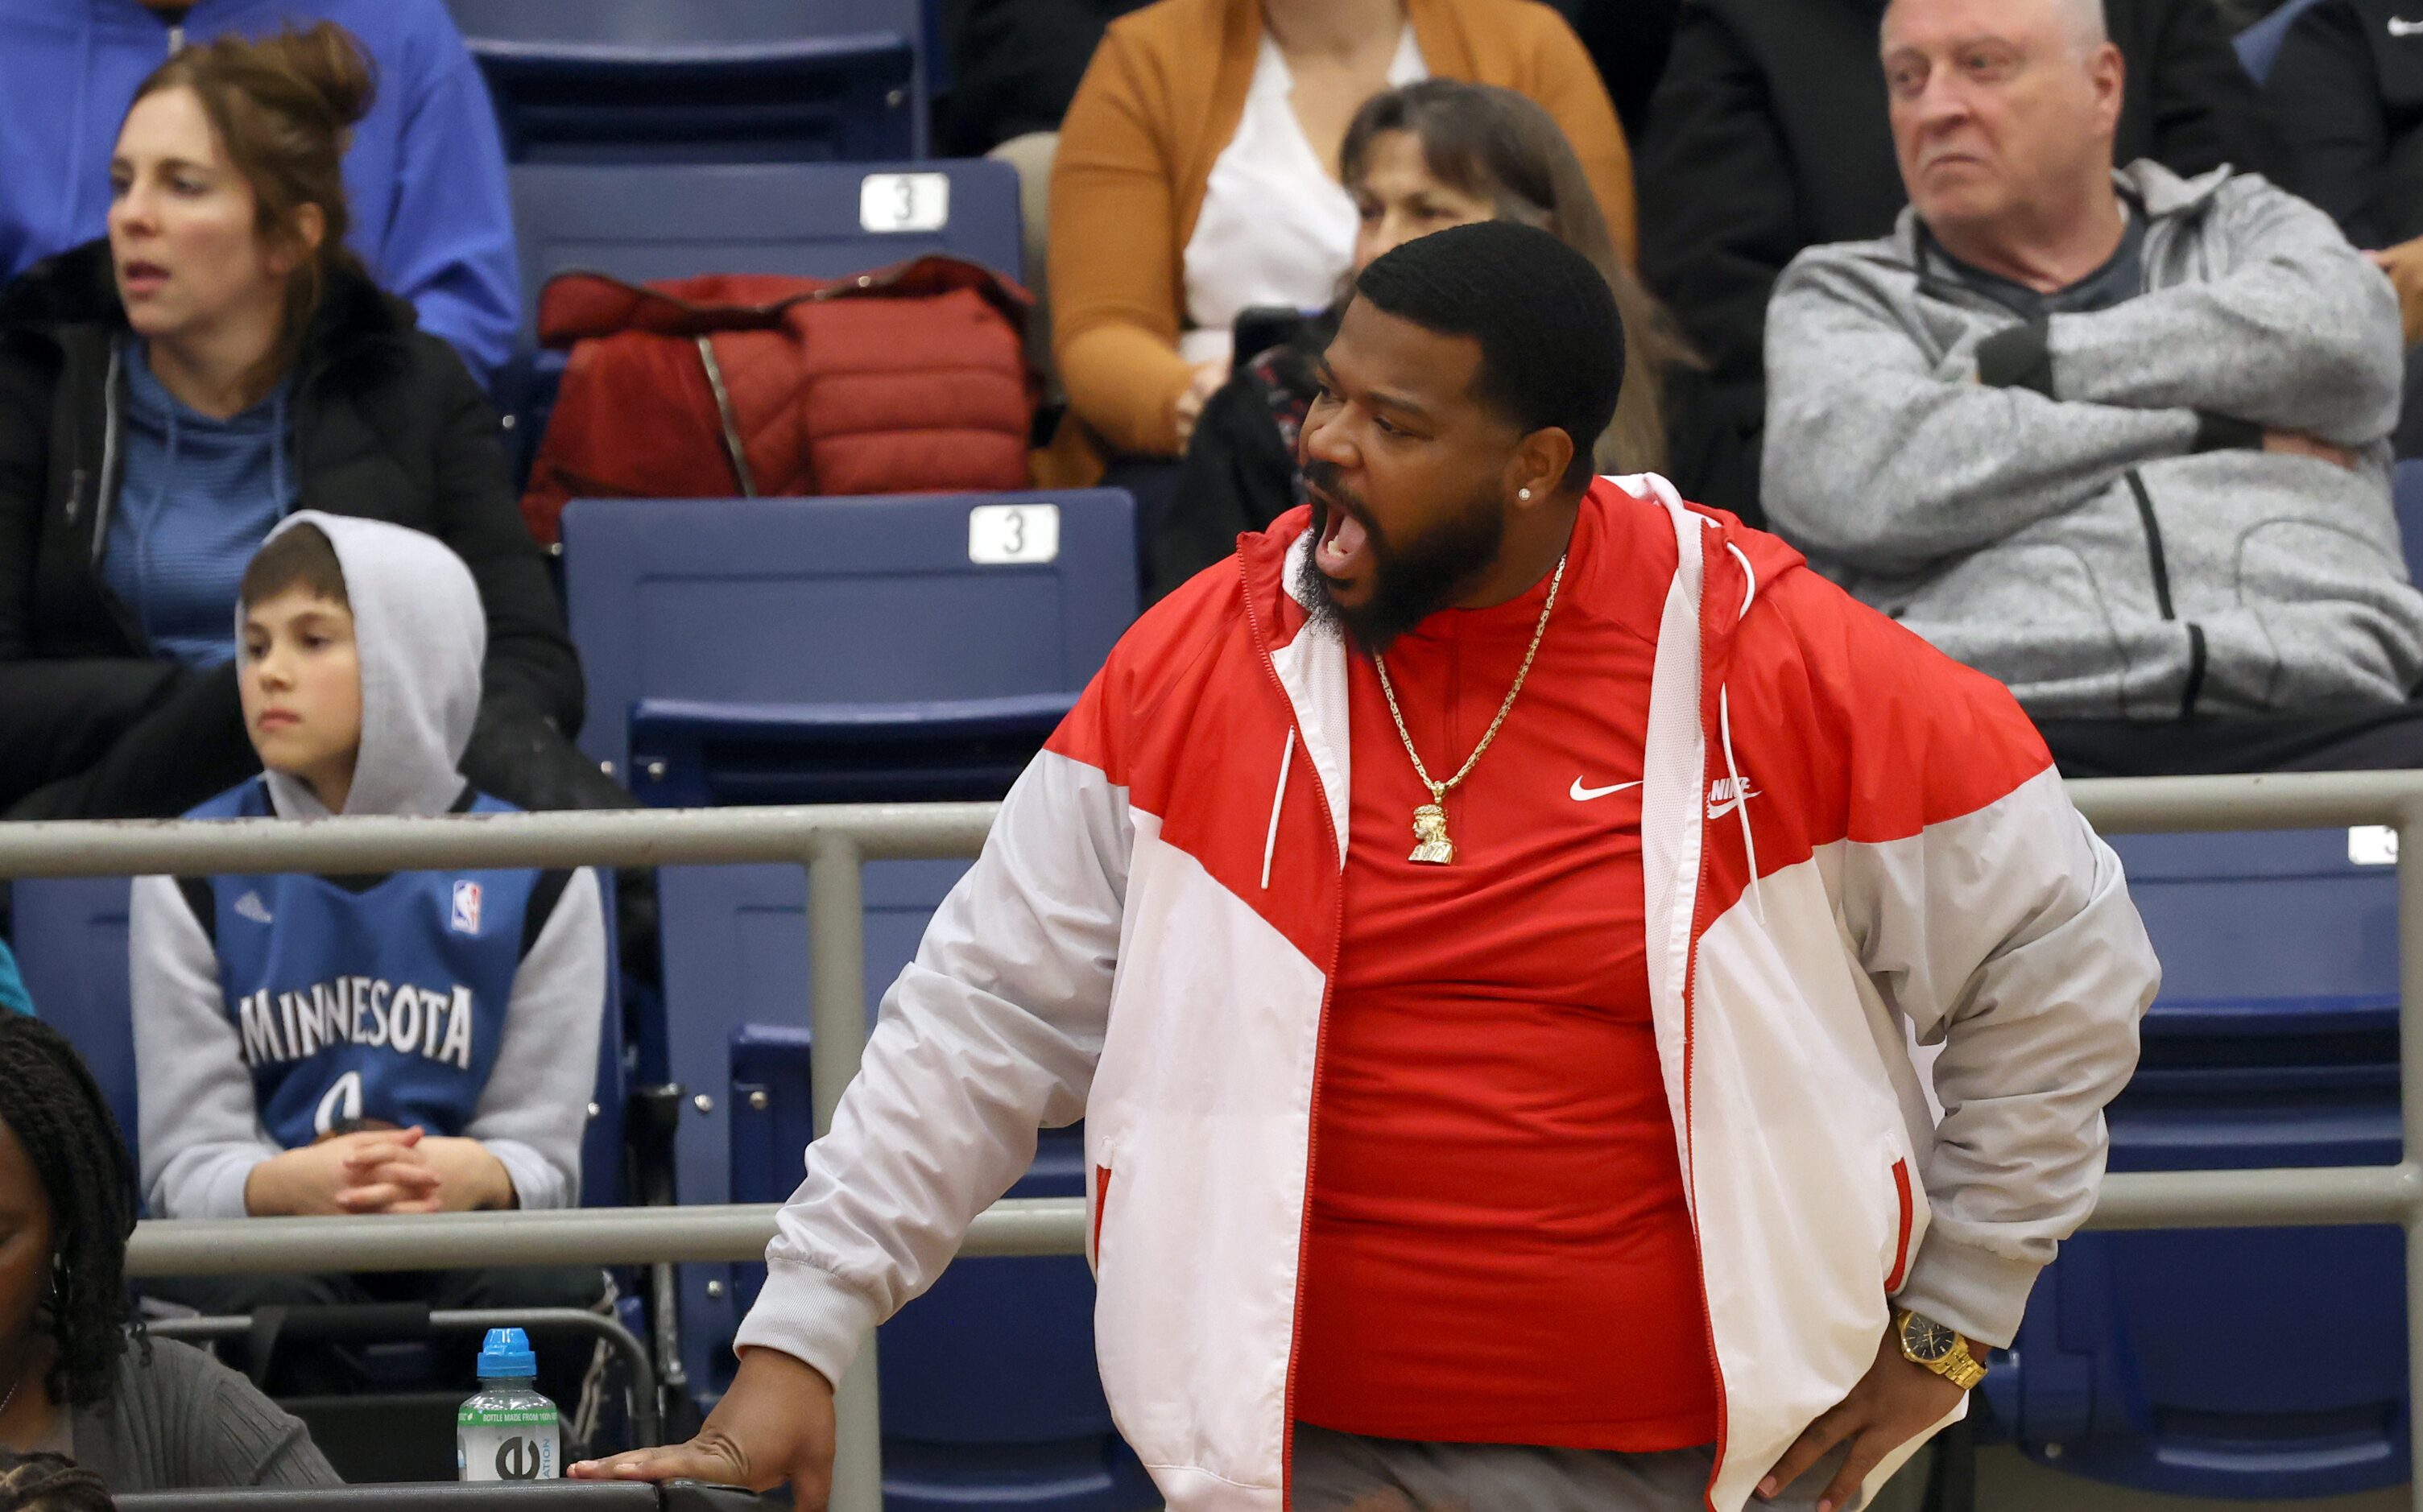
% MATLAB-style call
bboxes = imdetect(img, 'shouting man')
[579,222,2156,1512]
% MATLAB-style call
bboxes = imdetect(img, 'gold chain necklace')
[1371,552,1567,865]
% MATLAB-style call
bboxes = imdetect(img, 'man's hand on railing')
[571,1345,836,1503]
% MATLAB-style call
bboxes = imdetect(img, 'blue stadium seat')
[2235,0,2326,83]
[448,0,924,163]
[565,490,1144,1506]
[2394,460,2423,585]
[1983,828,2407,1497]
[14,878,141,1144]
[659,876,1152,1512]
[12,872,628,1209]
[508,159,1024,331]
[497,157,1023,480]
[559,491,1133,795]
[730,1028,1152,1511]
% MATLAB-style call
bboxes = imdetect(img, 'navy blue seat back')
[730,1027,1152,1509]
[12,872,626,1209]
[14,878,139,1143]
[508,158,1024,342]
[1984,828,2407,1496]
[449,0,924,163]
[495,158,1021,485]
[2396,460,2423,586]
[560,492,1132,789]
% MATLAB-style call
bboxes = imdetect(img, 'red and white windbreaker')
[738,476,2158,1511]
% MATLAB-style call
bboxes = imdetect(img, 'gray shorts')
[1289,1424,1864,1512]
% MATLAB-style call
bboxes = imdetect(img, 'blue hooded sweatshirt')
[0,0,519,386]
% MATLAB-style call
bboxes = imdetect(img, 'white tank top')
[1179,25,1426,368]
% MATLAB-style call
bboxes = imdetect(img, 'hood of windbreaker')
[245,511,484,819]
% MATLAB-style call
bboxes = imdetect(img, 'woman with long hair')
[0,24,614,823]
[1149,80,1713,601]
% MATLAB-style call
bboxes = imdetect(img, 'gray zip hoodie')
[1763,161,2423,719]
[128,513,607,1218]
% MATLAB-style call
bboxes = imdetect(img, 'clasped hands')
[244,1124,515,1216]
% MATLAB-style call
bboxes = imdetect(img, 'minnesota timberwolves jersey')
[180,779,572,1151]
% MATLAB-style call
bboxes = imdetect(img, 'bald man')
[1764,0,2423,779]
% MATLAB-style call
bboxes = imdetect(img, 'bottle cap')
[476,1327,537,1379]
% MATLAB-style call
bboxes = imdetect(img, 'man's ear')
[2090,40,2125,138]
[1508,425,1577,506]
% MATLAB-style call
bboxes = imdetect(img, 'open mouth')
[1311,487,1374,580]
[119,260,168,294]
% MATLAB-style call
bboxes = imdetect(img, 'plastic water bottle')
[457,1328,560,1481]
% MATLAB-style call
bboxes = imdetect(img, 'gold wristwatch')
[1893,1308,1988,1390]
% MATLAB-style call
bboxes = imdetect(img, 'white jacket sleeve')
[732,750,1123,1386]
[130,874,279,1220]
[1839,766,2158,1346]
[465,867,609,1211]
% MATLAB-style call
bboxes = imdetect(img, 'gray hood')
[243,511,484,819]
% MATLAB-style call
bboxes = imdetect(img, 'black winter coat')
[2268,0,2423,248]
[0,241,615,820]
[1635,0,2287,519]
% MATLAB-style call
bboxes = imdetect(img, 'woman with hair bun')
[0,24,614,824]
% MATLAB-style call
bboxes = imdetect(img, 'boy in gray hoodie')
[129,513,608,1374]
[1763,0,2423,773]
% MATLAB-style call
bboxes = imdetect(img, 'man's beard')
[1296,461,1507,654]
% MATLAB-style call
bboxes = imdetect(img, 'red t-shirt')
[1293,498,1721,1450]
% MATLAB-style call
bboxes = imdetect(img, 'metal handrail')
[148,1306,662,1447]
[8,772,2417,1506]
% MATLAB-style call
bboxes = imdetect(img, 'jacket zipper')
[2121,469,2208,717]
[1683,547,1734,1512]
[1685,791,1732,1512]
[1234,554,1345,1509]
[87,343,123,566]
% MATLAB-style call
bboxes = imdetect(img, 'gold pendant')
[1408,802,1456,865]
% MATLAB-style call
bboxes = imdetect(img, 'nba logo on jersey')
[451,880,483,936]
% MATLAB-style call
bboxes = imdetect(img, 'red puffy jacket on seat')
[520,257,1036,545]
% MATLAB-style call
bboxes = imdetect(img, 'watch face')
[1902,1313,1958,1363]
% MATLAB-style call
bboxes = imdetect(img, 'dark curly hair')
[0,1448,114,1511]
[0,1015,143,1407]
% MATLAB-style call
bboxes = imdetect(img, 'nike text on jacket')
[734,477,2158,1512]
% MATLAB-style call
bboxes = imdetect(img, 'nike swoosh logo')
[2393,16,2423,35]
[1708,796,1752,819]
[1570,779,1643,801]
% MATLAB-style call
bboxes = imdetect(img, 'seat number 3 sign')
[860,172,952,234]
[969,503,1061,565]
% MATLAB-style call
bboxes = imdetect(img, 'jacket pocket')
[1884,1155,1916,1293]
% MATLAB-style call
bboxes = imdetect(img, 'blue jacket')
[0,0,519,386]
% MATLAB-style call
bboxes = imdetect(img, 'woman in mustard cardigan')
[1045,0,1636,477]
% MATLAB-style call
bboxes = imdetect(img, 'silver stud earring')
[1519,487,1532,501]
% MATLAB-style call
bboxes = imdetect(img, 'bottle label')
[457,1403,560,1481]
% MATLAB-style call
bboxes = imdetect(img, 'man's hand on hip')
[1755,1324,1968,1512]
[570,1346,836,1502]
